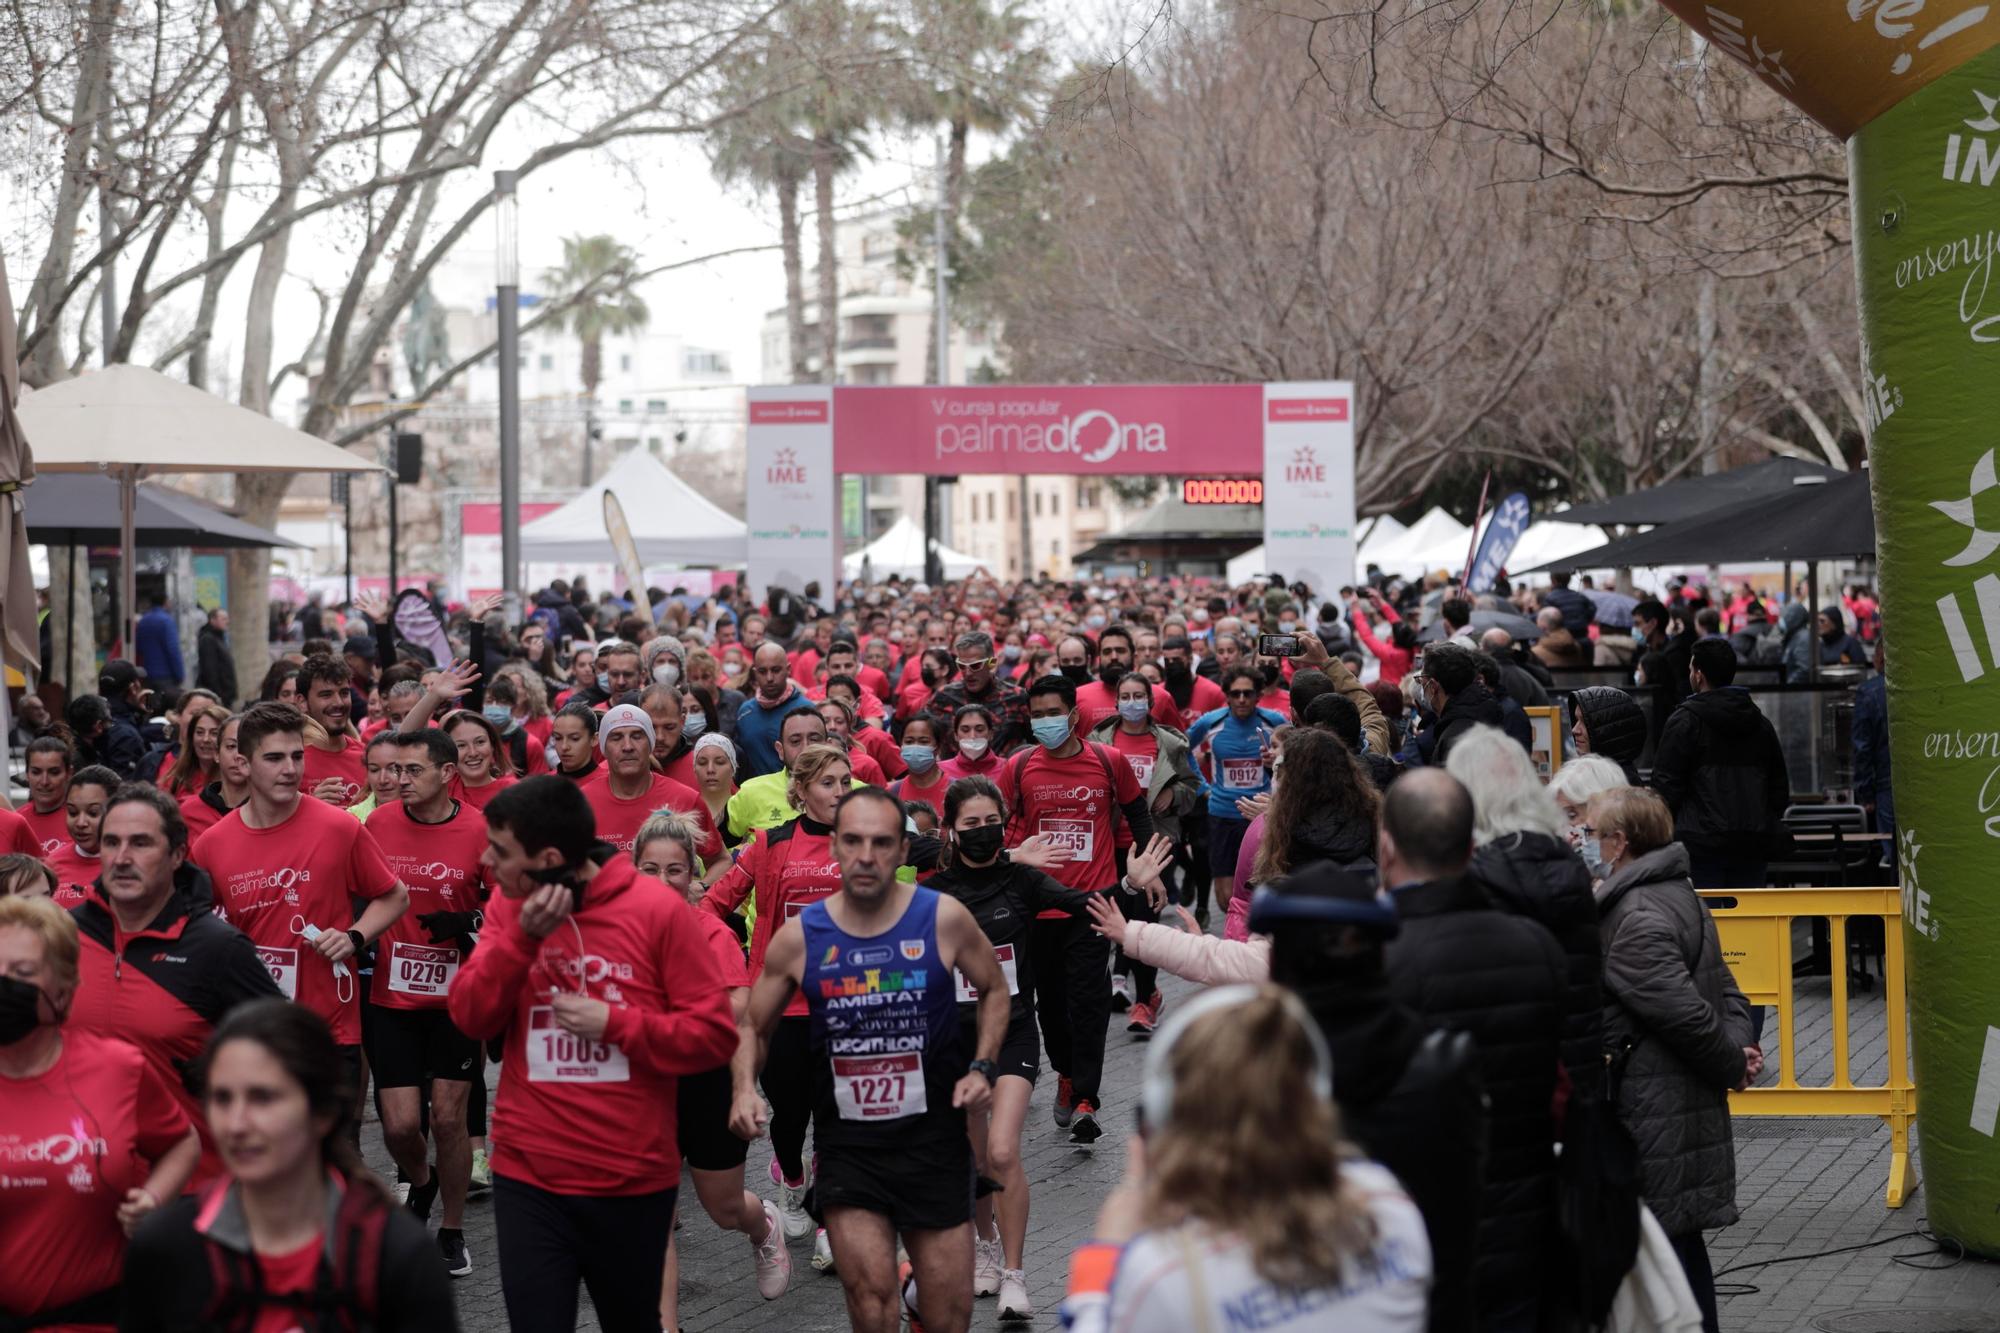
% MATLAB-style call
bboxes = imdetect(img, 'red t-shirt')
[893,678,933,724]
[1109,727,1161,791]
[0,806,39,858]
[178,789,237,843]
[846,746,887,787]
[890,766,952,813]
[658,747,699,793]
[851,725,905,780]
[1007,741,1141,903]
[1072,680,1181,733]
[193,799,401,1045]
[1168,675,1227,732]
[691,906,748,989]
[451,773,516,813]
[702,820,840,1018]
[302,734,369,807]
[364,801,493,1012]
[0,1030,190,1324]
[447,859,736,1196]
[938,749,1014,807]
[582,771,722,863]
[247,1233,323,1333]
[1256,688,1293,721]
[19,802,69,860]
[46,842,100,907]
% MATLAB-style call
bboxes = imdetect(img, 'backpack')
[200,1175,388,1332]
[1009,741,1131,845]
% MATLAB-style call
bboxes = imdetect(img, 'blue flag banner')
[1468,492,1531,593]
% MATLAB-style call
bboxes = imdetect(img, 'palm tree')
[902,0,1047,382]
[542,235,650,483]
[709,88,814,383]
[792,0,885,385]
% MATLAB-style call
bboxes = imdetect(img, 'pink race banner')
[831,384,1267,475]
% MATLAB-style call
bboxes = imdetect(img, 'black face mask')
[1060,663,1092,686]
[920,669,939,688]
[957,824,1006,864]
[0,974,49,1045]
[1098,663,1125,689]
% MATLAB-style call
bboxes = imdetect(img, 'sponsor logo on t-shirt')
[0,1133,108,1165]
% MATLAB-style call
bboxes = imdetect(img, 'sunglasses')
[1227,688,1258,698]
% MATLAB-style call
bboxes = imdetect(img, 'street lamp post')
[494,169,522,623]
[925,133,949,587]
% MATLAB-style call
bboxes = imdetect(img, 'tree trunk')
[779,167,809,384]
[925,117,970,386]
[45,546,95,699]
[814,140,838,385]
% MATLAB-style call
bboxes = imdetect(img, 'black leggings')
[1670,1230,1719,1333]
[493,1175,677,1333]
[764,1015,815,1183]
[1112,883,1159,1001]
[1031,912,1111,1104]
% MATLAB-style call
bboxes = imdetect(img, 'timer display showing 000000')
[1182,478,1264,505]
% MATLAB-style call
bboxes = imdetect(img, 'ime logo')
[767,448,807,485]
[1286,447,1326,484]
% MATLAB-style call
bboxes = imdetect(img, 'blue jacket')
[1852,673,1893,822]
[136,607,184,684]
[734,685,816,780]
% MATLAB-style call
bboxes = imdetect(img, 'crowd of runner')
[0,565,1829,1331]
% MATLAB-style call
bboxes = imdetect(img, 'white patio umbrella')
[15,365,383,664]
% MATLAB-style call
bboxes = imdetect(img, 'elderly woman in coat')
[1586,785,1762,1333]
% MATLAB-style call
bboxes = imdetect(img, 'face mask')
[1002,644,1021,662]
[1060,663,1091,686]
[482,704,515,732]
[1098,663,1124,689]
[957,736,989,759]
[1193,609,1210,624]
[544,742,561,771]
[684,712,707,739]
[956,823,1006,864]
[1086,614,1107,630]
[901,743,937,772]
[653,662,680,687]
[1117,698,1151,724]
[1280,620,1298,633]
[1031,715,1072,750]
[596,672,611,695]
[1580,837,1608,879]
[920,668,939,688]
[0,974,48,1045]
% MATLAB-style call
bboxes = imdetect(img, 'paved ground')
[362,923,1993,1332]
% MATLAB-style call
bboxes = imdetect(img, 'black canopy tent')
[1551,457,1840,528]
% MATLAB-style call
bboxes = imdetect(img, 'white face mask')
[957,736,990,759]
[653,662,680,687]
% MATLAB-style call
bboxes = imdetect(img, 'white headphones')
[1139,985,1335,1132]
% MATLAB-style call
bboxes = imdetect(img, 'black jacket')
[1598,843,1754,1234]
[196,623,238,706]
[1569,686,1647,785]
[1428,682,1504,766]
[925,855,1094,1005]
[1279,809,1378,880]
[1296,974,1486,1333]
[96,698,151,780]
[1468,832,1605,1090]
[1646,627,1698,735]
[1385,875,1567,1316]
[1495,659,1551,710]
[1649,687,1790,855]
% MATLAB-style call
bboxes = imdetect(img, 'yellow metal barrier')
[1697,887,1917,1208]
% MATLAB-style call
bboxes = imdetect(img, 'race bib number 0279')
[386,941,459,998]
[257,946,299,1001]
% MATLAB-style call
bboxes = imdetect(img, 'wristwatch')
[968,1058,999,1085]
[346,928,367,955]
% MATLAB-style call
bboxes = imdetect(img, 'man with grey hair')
[926,629,1029,752]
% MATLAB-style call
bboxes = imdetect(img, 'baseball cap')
[99,659,142,695]
[342,635,378,661]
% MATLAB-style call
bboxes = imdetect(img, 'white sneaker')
[1109,972,1134,1011]
[770,1157,813,1239]
[973,1234,1003,1296]
[998,1269,1034,1321]
[812,1226,837,1273]
[751,1200,792,1300]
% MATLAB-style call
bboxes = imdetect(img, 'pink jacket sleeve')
[1122,920,1270,985]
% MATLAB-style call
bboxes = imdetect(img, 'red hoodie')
[701,817,841,1018]
[448,858,736,1196]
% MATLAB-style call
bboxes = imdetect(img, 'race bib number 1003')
[526,1005,630,1083]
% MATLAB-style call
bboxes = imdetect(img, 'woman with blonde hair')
[1589,785,1757,1333]
[634,811,788,1330]
[1062,985,1430,1333]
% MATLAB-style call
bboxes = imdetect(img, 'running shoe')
[438,1229,472,1278]
[1128,992,1163,1035]
[406,1168,440,1225]
[1070,1100,1103,1145]
[900,1259,925,1331]
[752,1200,792,1299]
[770,1157,814,1239]
[468,1148,492,1196]
[1053,1075,1075,1129]
[974,1233,1004,1296]
[998,1269,1035,1321]
[812,1227,837,1273]
[1109,972,1134,1012]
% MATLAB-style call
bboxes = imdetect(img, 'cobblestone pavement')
[364,927,1990,1331]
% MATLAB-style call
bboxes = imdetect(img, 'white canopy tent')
[520,449,747,566]
[16,364,383,661]
[1366,507,1472,579]
[844,515,984,582]
[1505,520,1611,577]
